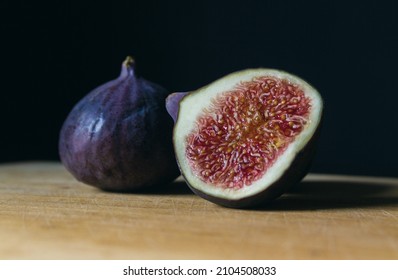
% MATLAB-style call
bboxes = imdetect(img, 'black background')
[1,0,397,177]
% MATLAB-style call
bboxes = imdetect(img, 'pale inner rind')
[174,69,323,200]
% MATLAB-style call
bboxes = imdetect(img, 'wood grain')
[0,162,397,259]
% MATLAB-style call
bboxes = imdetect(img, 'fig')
[59,56,179,191]
[166,69,323,208]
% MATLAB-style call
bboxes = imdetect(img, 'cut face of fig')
[168,69,323,208]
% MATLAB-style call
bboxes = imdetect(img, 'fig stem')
[123,56,135,67]
[121,56,135,77]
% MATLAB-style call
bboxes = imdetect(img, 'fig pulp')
[59,57,179,191]
[166,69,323,208]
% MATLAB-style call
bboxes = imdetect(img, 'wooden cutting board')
[0,162,397,259]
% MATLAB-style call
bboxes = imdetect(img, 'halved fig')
[166,69,323,208]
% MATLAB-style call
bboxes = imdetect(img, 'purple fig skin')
[59,57,180,191]
[165,92,188,122]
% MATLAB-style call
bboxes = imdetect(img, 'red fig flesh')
[168,69,323,208]
[59,57,179,191]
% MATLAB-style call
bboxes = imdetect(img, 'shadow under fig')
[103,176,398,209]
[122,180,193,195]
[260,179,398,211]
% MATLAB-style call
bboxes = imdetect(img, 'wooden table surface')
[0,162,397,259]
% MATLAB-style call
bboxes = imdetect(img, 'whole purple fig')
[59,56,180,191]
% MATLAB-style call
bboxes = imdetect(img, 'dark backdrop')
[1,0,397,177]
